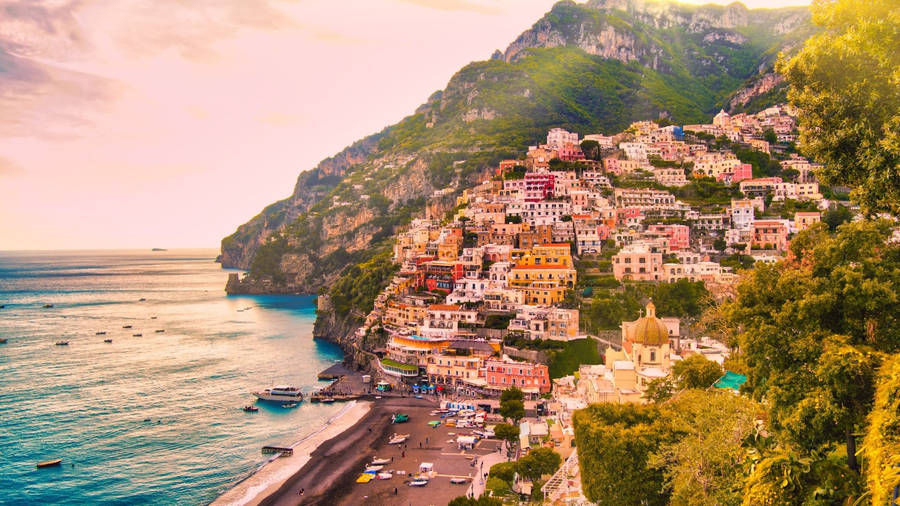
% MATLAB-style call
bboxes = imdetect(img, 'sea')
[0,249,345,505]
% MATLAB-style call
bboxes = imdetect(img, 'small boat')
[365,465,383,472]
[0,338,8,344]
[36,459,62,469]
[154,329,165,333]
[376,472,393,480]
[150,316,157,319]
[55,341,69,346]
[281,402,298,408]
[409,479,428,487]
[43,304,54,308]
[356,473,375,483]
[428,421,441,428]
[450,477,468,484]
[95,331,106,335]
[104,339,113,343]
[321,398,335,404]
[388,433,409,445]
[133,333,142,337]
[0,304,6,308]
[371,457,392,465]
[392,413,409,424]
[139,298,146,302]
[242,406,259,413]
[122,325,132,329]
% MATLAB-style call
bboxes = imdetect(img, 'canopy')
[714,371,747,391]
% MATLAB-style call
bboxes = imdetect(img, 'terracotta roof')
[428,304,461,311]
[511,265,573,270]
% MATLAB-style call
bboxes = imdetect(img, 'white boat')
[450,477,468,484]
[365,465,383,472]
[388,433,409,445]
[409,479,428,487]
[371,458,392,465]
[252,385,304,403]
[376,472,392,480]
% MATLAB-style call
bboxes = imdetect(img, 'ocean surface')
[0,250,344,505]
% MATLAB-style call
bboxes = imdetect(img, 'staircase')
[541,448,580,502]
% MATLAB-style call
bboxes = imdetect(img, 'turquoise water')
[0,250,344,505]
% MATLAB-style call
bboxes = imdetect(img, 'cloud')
[396,0,503,14]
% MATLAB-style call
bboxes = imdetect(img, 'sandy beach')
[211,400,372,506]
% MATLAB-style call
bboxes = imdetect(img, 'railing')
[541,448,580,503]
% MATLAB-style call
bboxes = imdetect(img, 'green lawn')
[548,338,602,379]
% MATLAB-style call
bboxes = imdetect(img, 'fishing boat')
[43,304,54,308]
[133,333,142,337]
[154,329,165,333]
[252,385,304,403]
[36,459,62,469]
[450,477,468,484]
[55,341,69,346]
[371,457,392,465]
[409,479,428,487]
[388,433,409,445]
[123,325,132,329]
[95,331,106,335]
[104,339,113,343]
[139,298,147,302]
[242,405,259,413]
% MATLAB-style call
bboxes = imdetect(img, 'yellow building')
[521,282,567,305]
[383,301,427,329]
[517,243,573,268]
[604,302,674,400]
[509,264,576,289]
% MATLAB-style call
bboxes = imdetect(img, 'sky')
[0,0,810,250]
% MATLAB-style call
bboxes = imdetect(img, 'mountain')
[220,0,813,308]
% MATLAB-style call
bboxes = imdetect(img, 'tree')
[651,390,764,506]
[822,204,852,231]
[778,0,900,215]
[516,447,562,482]
[672,354,723,390]
[499,399,524,424]
[861,354,900,504]
[489,461,517,482]
[713,237,727,252]
[493,423,520,446]
[573,403,672,505]
[763,129,777,145]
[580,139,601,161]
[720,220,899,486]
[448,497,502,506]
[500,387,523,402]
[643,377,676,403]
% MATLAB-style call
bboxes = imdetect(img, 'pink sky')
[0,0,809,250]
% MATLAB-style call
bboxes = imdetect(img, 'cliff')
[221,0,815,321]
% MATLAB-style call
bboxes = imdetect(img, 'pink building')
[557,142,586,162]
[615,207,644,228]
[613,244,663,281]
[716,163,753,184]
[524,173,555,202]
[647,224,690,250]
[485,358,551,395]
[752,220,789,251]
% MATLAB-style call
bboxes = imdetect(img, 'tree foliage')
[672,354,724,390]
[493,423,520,445]
[448,497,502,506]
[861,354,900,504]
[517,447,562,482]
[778,0,900,215]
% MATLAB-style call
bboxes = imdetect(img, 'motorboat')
[155,329,165,333]
[365,465,383,472]
[391,413,409,424]
[409,479,428,487]
[388,433,409,445]
[95,331,106,335]
[104,339,113,343]
[376,472,393,480]
[43,304,54,308]
[55,341,69,346]
[281,402,298,408]
[36,459,62,469]
[242,405,259,413]
[150,316,157,319]
[371,457,392,465]
[450,477,468,484]
[0,338,8,344]
[123,325,132,329]
[133,333,142,337]
[139,298,146,302]
[253,385,304,403]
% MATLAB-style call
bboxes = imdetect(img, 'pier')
[261,446,293,456]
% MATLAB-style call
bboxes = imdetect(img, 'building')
[646,224,690,251]
[485,357,551,396]
[546,128,579,150]
[509,264,576,289]
[612,244,663,281]
[752,220,789,251]
[794,211,821,232]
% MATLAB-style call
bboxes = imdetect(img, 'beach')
[212,400,372,506]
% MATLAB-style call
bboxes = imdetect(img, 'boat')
[392,413,409,424]
[281,402,298,408]
[0,338,8,344]
[95,331,106,335]
[428,421,441,428]
[150,316,157,319]
[371,457,392,465]
[450,477,468,484]
[409,479,429,487]
[365,465,383,472]
[55,341,69,346]
[376,472,393,480]
[36,459,62,468]
[104,339,113,343]
[320,397,335,404]
[242,405,259,413]
[155,329,165,333]
[123,325,132,329]
[252,385,304,403]
[388,433,409,445]
[151,248,167,251]
[138,298,146,302]
[43,304,54,308]
[133,333,142,337]
[356,473,376,484]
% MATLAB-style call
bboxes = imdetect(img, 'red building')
[524,173,556,202]
[716,163,753,184]
[420,261,465,293]
[647,224,690,250]
[485,358,551,395]
[557,142,585,162]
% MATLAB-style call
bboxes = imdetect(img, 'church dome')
[629,302,669,346]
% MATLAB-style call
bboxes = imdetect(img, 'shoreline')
[211,400,372,506]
